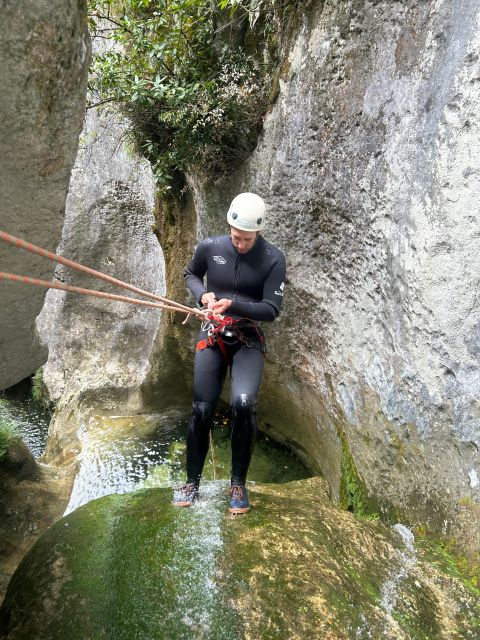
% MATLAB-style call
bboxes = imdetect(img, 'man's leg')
[229,346,264,512]
[186,344,226,486]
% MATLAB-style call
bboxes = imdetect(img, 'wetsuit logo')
[213,255,226,264]
[275,282,284,296]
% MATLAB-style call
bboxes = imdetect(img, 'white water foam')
[64,414,184,515]
[380,523,417,614]
[164,481,238,638]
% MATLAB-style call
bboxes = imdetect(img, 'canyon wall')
[188,0,480,549]
[36,105,164,467]
[0,0,90,390]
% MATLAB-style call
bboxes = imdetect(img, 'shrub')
[87,0,297,193]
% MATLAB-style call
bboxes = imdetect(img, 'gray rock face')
[0,0,90,390]
[190,0,480,542]
[36,106,164,467]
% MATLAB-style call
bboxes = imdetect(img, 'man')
[174,192,286,514]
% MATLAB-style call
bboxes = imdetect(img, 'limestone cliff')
[0,0,90,390]
[185,0,480,554]
[36,103,164,468]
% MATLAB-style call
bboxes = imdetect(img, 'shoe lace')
[230,485,244,499]
[182,482,197,494]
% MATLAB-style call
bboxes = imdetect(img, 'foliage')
[339,432,379,519]
[87,0,297,193]
[31,368,44,404]
[31,367,52,408]
[0,417,20,461]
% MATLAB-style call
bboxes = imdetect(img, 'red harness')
[196,315,265,363]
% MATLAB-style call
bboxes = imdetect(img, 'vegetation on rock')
[1,480,478,639]
[339,432,378,520]
[0,411,20,461]
[87,0,299,193]
[31,367,52,409]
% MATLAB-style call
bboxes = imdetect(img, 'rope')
[0,271,193,314]
[209,431,217,481]
[0,230,206,320]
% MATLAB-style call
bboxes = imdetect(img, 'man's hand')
[201,292,217,309]
[211,298,232,315]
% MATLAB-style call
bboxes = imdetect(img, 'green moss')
[219,479,398,638]
[415,533,480,597]
[2,481,479,639]
[459,495,477,508]
[339,433,378,519]
[1,489,242,639]
[390,433,406,457]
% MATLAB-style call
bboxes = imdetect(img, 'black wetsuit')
[184,233,286,486]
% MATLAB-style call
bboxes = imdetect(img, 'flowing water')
[1,379,311,515]
[64,402,311,514]
[380,524,417,614]
[0,378,51,458]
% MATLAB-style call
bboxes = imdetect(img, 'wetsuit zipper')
[232,253,241,299]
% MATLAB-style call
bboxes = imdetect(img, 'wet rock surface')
[0,0,90,390]
[0,478,478,639]
[0,442,70,603]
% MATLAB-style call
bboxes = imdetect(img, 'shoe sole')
[228,507,250,514]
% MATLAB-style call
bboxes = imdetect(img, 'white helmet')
[227,193,266,232]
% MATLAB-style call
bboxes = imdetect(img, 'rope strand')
[0,230,206,319]
[0,271,195,314]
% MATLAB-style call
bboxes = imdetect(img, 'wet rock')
[0,441,37,481]
[0,444,70,603]
[0,478,478,639]
[0,0,90,390]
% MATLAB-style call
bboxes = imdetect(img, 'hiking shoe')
[229,484,250,514]
[173,482,198,507]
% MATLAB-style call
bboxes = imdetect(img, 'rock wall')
[0,442,71,602]
[188,0,480,550]
[36,105,164,467]
[0,0,90,390]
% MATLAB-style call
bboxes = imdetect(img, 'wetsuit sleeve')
[229,253,286,322]
[184,242,208,302]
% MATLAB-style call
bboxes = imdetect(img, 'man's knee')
[231,394,257,417]
[191,400,215,423]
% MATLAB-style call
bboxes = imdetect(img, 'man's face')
[230,227,258,254]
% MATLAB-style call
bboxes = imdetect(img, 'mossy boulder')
[0,478,478,639]
[0,442,71,603]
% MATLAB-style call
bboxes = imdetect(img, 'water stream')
[0,378,51,458]
[380,523,417,614]
[1,379,311,515]
[65,402,311,514]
